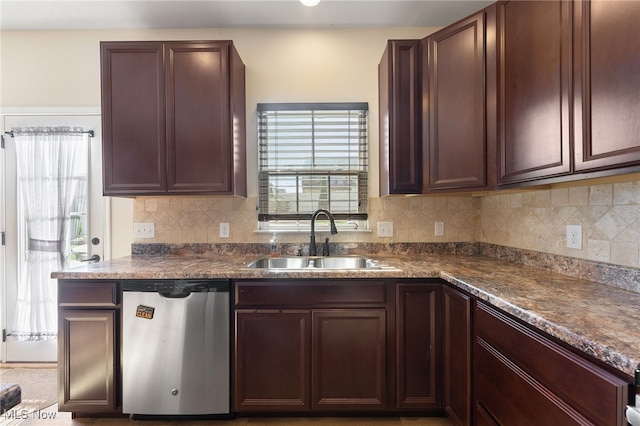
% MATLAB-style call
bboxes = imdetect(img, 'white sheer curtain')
[12,127,88,341]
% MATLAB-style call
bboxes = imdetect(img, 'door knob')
[81,254,101,263]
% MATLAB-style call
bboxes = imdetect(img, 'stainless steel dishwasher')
[121,280,230,417]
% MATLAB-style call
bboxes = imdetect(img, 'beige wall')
[3,29,640,269]
[0,27,438,197]
[1,27,436,258]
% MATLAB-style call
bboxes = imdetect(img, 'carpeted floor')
[0,368,57,416]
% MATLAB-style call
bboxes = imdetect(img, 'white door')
[1,110,106,362]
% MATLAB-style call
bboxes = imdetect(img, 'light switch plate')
[566,224,582,249]
[133,222,155,239]
[377,222,393,238]
[435,221,444,236]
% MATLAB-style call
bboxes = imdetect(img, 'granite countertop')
[53,253,640,380]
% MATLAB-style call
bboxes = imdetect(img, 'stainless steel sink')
[247,256,310,269]
[246,256,383,270]
[314,256,377,269]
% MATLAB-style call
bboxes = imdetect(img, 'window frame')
[257,102,369,232]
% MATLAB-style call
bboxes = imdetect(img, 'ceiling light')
[300,0,321,7]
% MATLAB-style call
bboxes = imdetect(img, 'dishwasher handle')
[122,280,230,295]
[159,290,191,299]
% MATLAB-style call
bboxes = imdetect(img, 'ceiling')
[0,0,494,30]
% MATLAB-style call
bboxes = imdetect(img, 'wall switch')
[435,221,444,236]
[377,221,393,238]
[134,222,155,239]
[219,222,230,238]
[566,224,582,249]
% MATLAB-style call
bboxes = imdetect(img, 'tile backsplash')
[133,178,640,269]
[133,195,480,245]
[479,180,640,268]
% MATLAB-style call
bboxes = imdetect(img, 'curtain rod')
[4,130,94,137]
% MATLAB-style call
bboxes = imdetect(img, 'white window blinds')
[257,103,368,222]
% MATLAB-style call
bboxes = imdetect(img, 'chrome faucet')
[309,209,338,256]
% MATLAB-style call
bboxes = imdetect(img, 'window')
[257,103,368,231]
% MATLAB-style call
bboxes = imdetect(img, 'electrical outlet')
[377,221,393,238]
[133,222,155,239]
[566,224,582,249]
[435,221,444,236]
[219,222,230,238]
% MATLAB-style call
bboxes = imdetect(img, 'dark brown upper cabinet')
[378,40,423,195]
[423,6,497,192]
[573,0,640,173]
[101,40,246,196]
[497,0,573,185]
[498,0,640,186]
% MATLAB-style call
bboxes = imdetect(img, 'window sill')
[254,228,372,235]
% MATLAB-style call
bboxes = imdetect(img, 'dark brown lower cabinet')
[312,310,386,411]
[234,308,386,412]
[57,280,119,413]
[233,280,388,413]
[234,310,311,411]
[395,282,441,410]
[474,301,629,426]
[442,286,471,425]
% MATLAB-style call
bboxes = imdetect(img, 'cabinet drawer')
[235,280,387,307]
[475,336,586,425]
[58,280,119,307]
[475,302,628,426]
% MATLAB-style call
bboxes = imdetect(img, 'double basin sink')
[247,255,388,271]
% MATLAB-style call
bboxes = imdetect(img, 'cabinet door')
[395,283,440,410]
[312,309,386,411]
[573,0,640,172]
[101,42,165,195]
[442,286,471,425]
[379,40,422,195]
[165,42,233,193]
[58,310,117,412]
[234,310,311,412]
[425,11,489,191]
[498,1,573,184]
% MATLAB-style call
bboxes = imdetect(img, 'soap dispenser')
[269,233,279,257]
